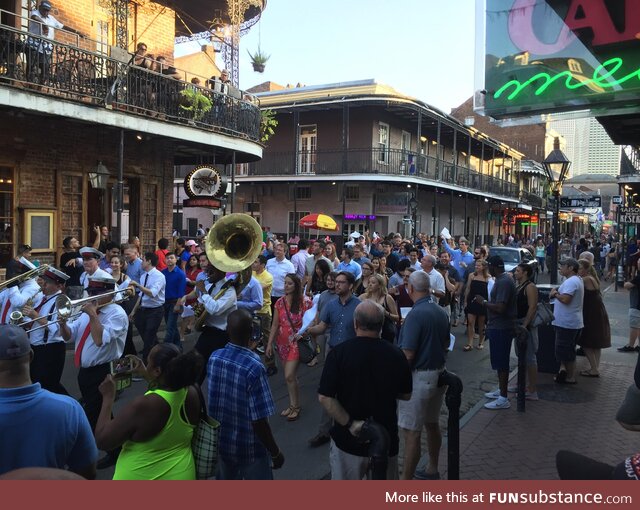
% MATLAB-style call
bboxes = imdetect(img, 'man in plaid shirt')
[207,309,284,479]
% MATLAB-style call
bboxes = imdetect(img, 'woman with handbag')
[358,274,399,342]
[266,273,312,422]
[94,344,204,479]
[463,259,490,351]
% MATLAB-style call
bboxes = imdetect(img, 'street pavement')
[56,270,636,480]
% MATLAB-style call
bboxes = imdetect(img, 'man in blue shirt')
[237,275,263,315]
[306,271,361,349]
[208,310,284,479]
[124,244,143,284]
[336,247,362,281]
[0,325,97,478]
[441,236,474,278]
[162,253,186,349]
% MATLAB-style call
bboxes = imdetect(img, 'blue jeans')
[217,454,273,480]
[163,301,181,349]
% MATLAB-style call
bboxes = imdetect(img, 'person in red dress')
[266,273,311,422]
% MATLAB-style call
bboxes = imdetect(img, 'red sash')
[1,299,11,324]
[74,321,93,368]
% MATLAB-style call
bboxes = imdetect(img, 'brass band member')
[60,277,127,428]
[22,267,69,395]
[0,257,42,325]
[192,264,237,384]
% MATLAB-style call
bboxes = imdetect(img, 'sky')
[177,0,478,113]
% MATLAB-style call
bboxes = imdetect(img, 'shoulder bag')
[532,301,554,328]
[381,297,397,342]
[191,384,220,480]
[283,299,315,364]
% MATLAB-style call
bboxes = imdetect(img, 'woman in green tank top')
[95,344,204,480]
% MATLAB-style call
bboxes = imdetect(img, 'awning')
[152,0,266,37]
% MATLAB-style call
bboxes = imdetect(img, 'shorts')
[397,369,445,431]
[629,309,640,330]
[554,326,581,363]
[515,322,539,366]
[329,440,399,480]
[487,328,513,372]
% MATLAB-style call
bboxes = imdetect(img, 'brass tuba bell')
[204,213,263,273]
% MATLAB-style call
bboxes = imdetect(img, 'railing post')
[438,370,463,480]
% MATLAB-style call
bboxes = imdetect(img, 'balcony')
[519,190,545,209]
[241,148,523,202]
[0,25,260,142]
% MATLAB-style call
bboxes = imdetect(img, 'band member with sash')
[0,257,42,325]
[191,264,237,384]
[22,267,69,395]
[78,247,110,292]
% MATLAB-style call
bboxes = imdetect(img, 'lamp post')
[409,195,418,241]
[542,137,571,285]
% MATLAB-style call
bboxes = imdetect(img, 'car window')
[521,250,532,261]
[490,248,519,263]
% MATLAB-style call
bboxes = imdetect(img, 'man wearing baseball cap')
[549,258,584,385]
[476,255,517,410]
[22,267,69,395]
[0,325,97,478]
[79,247,111,293]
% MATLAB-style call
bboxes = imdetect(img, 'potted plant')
[260,109,278,143]
[178,88,212,122]
[248,47,270,73]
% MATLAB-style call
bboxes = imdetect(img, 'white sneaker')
[484,389,502,399]
[484,397,510,410]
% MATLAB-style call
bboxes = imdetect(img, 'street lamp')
[542,137,571,285]
[408,195,418,241]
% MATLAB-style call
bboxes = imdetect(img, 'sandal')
[463,345,473,352]
[476,343,484,350]
[280,406,294,417]
[307,356,318,367]
[287,406,301,422]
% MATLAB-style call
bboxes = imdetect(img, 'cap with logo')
[559,257,579,272]
[87,276,116,295]
[40,1,52,10]
[349,231,361,239]
[17,256,36,274]
[42,267,69,284]
[486,255,505,270]
[185,240,197,247]
[79,247,104,260]
[0,325,31,360]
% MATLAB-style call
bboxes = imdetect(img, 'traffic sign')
[619,206,640,224]
[560,195,602,208]
[612,195,623,205]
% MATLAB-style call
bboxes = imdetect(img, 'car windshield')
[490,248,520,264]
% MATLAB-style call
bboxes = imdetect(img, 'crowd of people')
[0,217,636,480]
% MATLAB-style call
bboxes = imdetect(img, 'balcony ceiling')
[152,0,266,36]
[597,114,640,147]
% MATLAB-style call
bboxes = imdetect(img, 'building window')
[289,211,310,238]
[298,125,317,174]
[142,183,158,253]
[60,174,85,243]
[378,122,390,164]
[0,167,14,268]
[295,186,311,200]
[401,131,411,153]
[345,184,359,201]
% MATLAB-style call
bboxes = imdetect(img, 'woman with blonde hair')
[323,242,340,269]
[359,273,399,342]
[577,259,611,376]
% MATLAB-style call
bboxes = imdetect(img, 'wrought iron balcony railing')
[0,24,260,142]
[240,148,524,202]
[519,190,545,209]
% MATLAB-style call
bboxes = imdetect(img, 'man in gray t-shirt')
[476,255,516,410]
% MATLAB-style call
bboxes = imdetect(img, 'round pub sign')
[184,165,227,199]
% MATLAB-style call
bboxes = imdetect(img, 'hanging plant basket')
[252,62,265,73]
[248,48,269,74]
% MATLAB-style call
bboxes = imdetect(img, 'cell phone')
[110,358,134,391]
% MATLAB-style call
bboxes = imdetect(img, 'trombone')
[0,264,49,292]
[22,288,134,334]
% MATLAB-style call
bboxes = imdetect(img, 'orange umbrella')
[299,213,339,231]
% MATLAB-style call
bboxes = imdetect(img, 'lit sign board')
[344,214,376,220]
[481,0,640,119]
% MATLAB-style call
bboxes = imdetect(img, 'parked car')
[489,246,539,282]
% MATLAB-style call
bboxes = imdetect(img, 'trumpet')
[23,288,135,334]
[0,264,49,292]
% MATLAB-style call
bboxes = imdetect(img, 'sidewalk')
[443,285,639,479]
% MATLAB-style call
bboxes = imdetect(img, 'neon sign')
[494,57,639,101]
[345,214,376,220]
[482,0,640,119]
